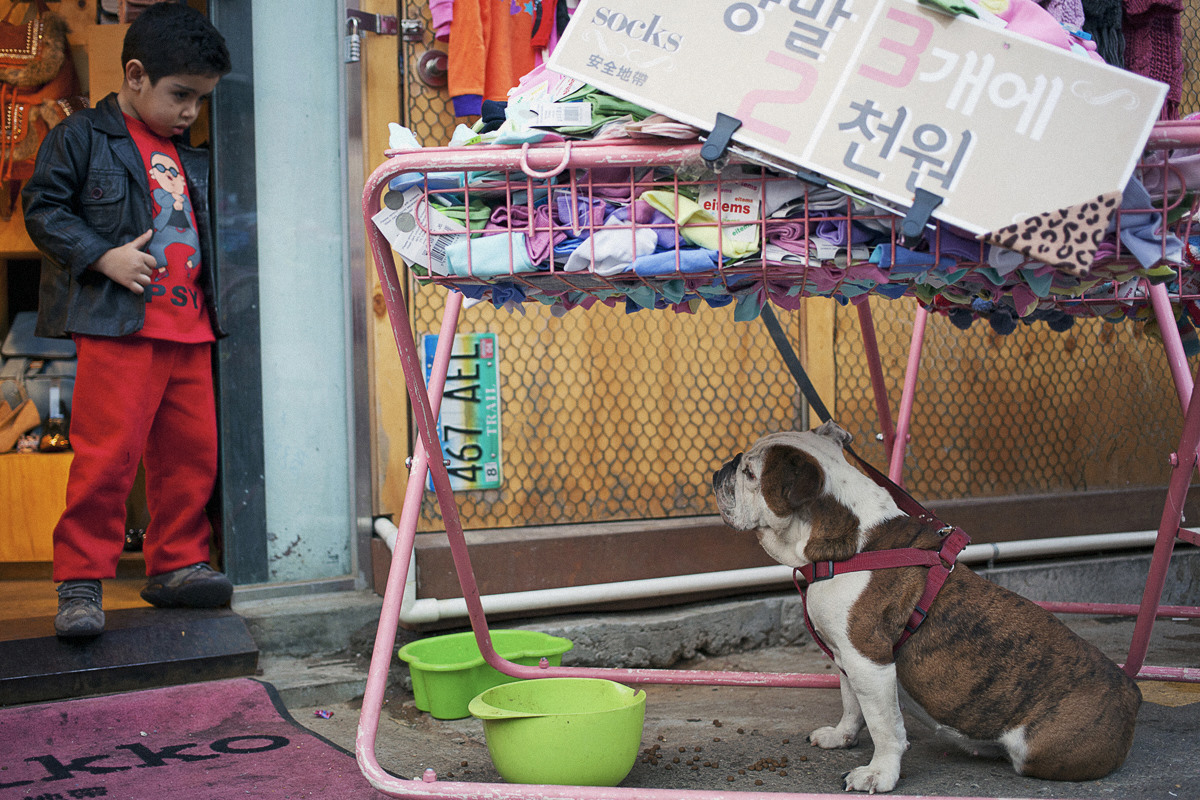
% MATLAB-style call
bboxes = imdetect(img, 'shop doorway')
[0,0,258,705]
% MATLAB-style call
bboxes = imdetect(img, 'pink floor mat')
[0,677,390,799]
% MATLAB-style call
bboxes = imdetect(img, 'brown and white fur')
[712,422,1141,794]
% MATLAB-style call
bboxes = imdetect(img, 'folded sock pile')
[385,151,1189,334]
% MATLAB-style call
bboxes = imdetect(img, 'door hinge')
[400,19,425,42]
[346,9,399,36]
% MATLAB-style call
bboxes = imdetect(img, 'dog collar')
[792,526,971,666]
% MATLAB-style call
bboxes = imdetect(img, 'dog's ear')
[762,444,861,562]
[761,445,824,515]
[812,420,853,448]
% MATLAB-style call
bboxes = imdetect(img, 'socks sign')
[548,0,1166,239]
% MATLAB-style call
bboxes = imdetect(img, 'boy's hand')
[91,229,157,294]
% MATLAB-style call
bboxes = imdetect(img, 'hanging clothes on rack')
[447,0,538,117]
[429,0,453,40]
[1122,0,1184,119]
[1080,0,1125,66]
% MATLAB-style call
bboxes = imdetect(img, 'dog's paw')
[842,764,898,794]
[808,726,859,749]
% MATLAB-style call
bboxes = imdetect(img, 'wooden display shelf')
[0,451,71,562]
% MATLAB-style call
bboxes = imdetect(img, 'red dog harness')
[791,444,972,667]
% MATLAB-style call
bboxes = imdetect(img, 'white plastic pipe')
[373,517,1160,625]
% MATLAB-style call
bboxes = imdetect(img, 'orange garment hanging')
[447,0,538,117]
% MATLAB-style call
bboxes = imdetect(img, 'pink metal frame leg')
[888,306,928,485]
[1121,282,1200,679]
[884,282,1200,682]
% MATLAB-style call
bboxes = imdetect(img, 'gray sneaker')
[55,580,105,638]
[141,563,233,608]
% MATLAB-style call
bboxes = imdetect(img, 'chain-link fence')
[408,292,803,530]
[833,303,1186,499]
[408,292,1187,532]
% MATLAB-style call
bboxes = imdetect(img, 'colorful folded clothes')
[379,107,1190,333]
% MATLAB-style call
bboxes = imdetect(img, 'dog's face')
[712,422,899,567]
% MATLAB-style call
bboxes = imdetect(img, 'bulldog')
[712,422,1141,794]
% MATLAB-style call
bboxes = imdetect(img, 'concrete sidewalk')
[252,583,1200,799]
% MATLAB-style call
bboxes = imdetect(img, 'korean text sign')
[547,0,1167,235]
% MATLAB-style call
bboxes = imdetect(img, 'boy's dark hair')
[122,3,232,83]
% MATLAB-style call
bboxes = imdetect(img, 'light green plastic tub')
[397,630,573,720]
[469,678,646,786]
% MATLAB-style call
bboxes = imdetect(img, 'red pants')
[53,336,218,581]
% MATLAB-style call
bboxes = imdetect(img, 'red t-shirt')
[123,113,214,343]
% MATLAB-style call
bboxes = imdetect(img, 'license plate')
[421,332,502,491]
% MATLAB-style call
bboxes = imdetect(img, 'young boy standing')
[22,4,233,637]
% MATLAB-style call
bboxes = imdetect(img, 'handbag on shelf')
[0,375,40,452]
[1,311,74,421]
[0,0,88,218]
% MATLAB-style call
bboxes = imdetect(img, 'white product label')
[371,187,467,276]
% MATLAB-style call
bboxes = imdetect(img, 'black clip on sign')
[701,113,743,168]
[900,188,944,249]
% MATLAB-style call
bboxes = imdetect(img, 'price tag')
[372,187,466,276]
[697,180,761,250]
[531,101,593,128]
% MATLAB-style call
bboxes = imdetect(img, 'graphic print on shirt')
[122,110,212,343]
[147,150,200,283]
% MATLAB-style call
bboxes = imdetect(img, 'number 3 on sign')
[735,50,818,144]
[858,8,933,88]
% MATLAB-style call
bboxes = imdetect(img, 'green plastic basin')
[397,630,573,720]
[469,678,646,786]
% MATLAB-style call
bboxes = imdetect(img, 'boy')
[22,4,233,638]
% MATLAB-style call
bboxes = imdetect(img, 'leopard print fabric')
[983,190,1122,276]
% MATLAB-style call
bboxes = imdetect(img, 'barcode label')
[428,232,452,269]
[531,101,592,129]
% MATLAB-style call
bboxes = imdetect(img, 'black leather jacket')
[22,92,223,339]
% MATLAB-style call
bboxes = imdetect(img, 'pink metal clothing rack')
[355,126,1200,798]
